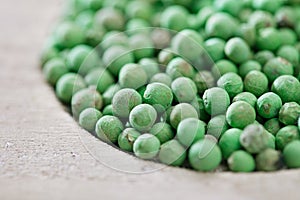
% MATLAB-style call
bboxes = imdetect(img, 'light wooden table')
[0,0,299,199]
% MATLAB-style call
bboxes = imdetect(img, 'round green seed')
[203,87,230,116]
[217,72,243,98]
[279,102,300,125]
[256,149,282,171]
[244,70,269,97]
[211,59,238,79]
[43,58,68,86]
[159,139,187,166]
[256,92,282,119]
[171,77,197,103]
[271,75,300,103]
[150,73,172,87]
[283,140,300,168]
[224,37,251,64]
[119,63,147,89]
[133,134,160,160]
[232,92,257,107]
[129,104,157,132]
[204,38,225,61]
[102,84,121,106]
[79,108,103,133]
[166,57,195,80]
[170,103,199,129]
[238,60,262,78]
[228,150,255,172]
[264,118,282,135]
[160,5,189,31]
[219,128,242,159]
[256,28,281,51]
[150,122,174,144]
[118,128,141,152]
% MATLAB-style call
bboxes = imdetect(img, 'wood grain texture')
[0,0,299,199]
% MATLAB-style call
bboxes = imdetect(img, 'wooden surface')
[1,0,300,199]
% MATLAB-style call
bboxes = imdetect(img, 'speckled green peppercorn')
[144,83,173,112]
[264,118,282,135]
[226,102,256,129]
[240,124,269,154]
[217,72,244,98]
[84,67,115,94]
[236,23,256,47]
[256,92,282,119]
[177,118,206,147]
[279,102,300,125]
[95,115,124,144]
[129,104,157,132]
[150,122,174,144]
[256,149,282,171]
[207,115,229,139]
[248,11,275,30]
[193,71,215,94]
[171,77,197,103]
[271,75,300,103]
[139,58,160,81]
[94,7,125,31]
[166,57,195,80]
[101,31,128,49]
[244,70,269,97]
[71,86,103,120]
[43,58,68,86]
[256,28,281,51]
[204,38,225,61]
[129,33,154,60]
[228,150,255,172]
[225,37,251,64]
[56,73,86,104]
[263,58,294,83]
[239,60,262,78]
[158,48,174,66]
[203,87,230,116]
[254,50,275,66]
[112,88,142,118]
[102,45,134,76]
[133,134,160,160]
[211,59,238,79]
[190,97,210,122]
[188,138,222,171]
[277,45,299,66]
[118,128,141,152]
[159,139,187,166]
[79,108,102,133]
[170,103,199,129]
[150,73,172,87]
[102,84,120,106]
[160,5,189,31]
[283,140,300,168]
[119,63,147,89]
[232,92,257,107]
[219,128,242,159]
[278,28,297,46]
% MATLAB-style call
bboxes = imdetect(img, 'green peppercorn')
[150,73,172,87]
[211,59,238,79]
[150,122,174,144]
[139,58,160,81]
[219,128,242,159]
[207,115,229,139]
[225,37,251,64]
[248,11,275,30]
[238,60,262,78]
[277,45,299,67]
[214,0,243,17]
[193,71,215,94]
[252,0,283,13]
[94,7,125,31]
[276,125,300,150]
[79,108,103,133]
[203,87,230,116]
[166,57,195,80]
[129,33,154,60]
[43,58,68,86]
[159,139,187,166]
[226,102,256,129]
[129,104,157,132]
[95,115,124,144]
[170,103,199,129]
[263,58,294,83]
[119,63,147,89]
[158,49,174,66]
[228,150,255,172]
[188,138,222,171]
[254,50,275,66]
[160,5,189,31]
[264,118,282,135]
[171,77,197,103]
[283,140,300,168]
[102,104,113,116]
[278,28,297,46]
[244,70,269,97]
[256,149,283,171]
[232,92,257,107]
[118,128,141,152]
[101,31,128,50]
[204,38,225,61]
[102,84,120,106]
[279,102,300,125]
[133,134,160,160]
[271,75,300,103]
[256,92,282,119]
[217,72,244,98]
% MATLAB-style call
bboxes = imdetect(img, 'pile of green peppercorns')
[42,0,300,172]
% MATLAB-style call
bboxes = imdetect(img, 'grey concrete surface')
[0,0,300,199]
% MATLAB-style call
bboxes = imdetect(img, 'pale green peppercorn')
[102,84,121,106]
[271,75,300,103]
[139,58,160,81]
[118,128,141,152]
[171,77,197,103]
[125,0,153,21]
[166,57,195,80]
[204,38,225,61]
[257,28,281,51]
[279,102,300,125]
[244,70,269,97]
[277,45,299,66]
[256,92,282,119]
[254,50,275,66]
[248,11,275,30]
[159,139,187,166]
[276,125,300,150]
[217,72,244,98]
[225,37,251,64]
[102,104,113,116]
[158,49,174,66]
[129,33,154,60]
[95,115,124,144]
[193,70,215,94]
[211,59,238,79]
[150,73,172,87]
[228,150,255,172]
[160,5,189,31]
[219,128,242,159]
[214,0,243,16]
[170,103,199,129]
[283,140,300,168]
[233,92,257,107]
[236,23,256,47]
[119,63,147,89]
[133,134,160,160]
[190,97,210,122]
[252,0,283,13]
[94,7,125,31]
[129,104,157,132]
[43,58,68,86]
[150,122,174,144]
[101,31,128,49]
[264,118,282,135]
[239,60,262,78]
[207,115,229,139]
[203,87,230,116]
[263,58,294,83]
[79,108,102,133]
[278,28,297,46]
[256,149,283,171]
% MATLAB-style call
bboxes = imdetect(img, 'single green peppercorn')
[240,124,269,154]
[276,125,300,150]
[203,87,230,116]
[159,139,187,166]
[118,128,141,152]
[217,72,244,98]
[277,45,299,67]
[211,59,238,79]
[233,92,257,107]
[228,150,255,172]
[271,75,300,103]
[264,118,282,135]
[112,88,142,118]
[278,28,297,46]
[256,92,282,119]
[171,77,197,103]
[244,70,269,97]
[160,5,189,31]
[219,128,242,159]
[177,118,206,147]
[150,122,174,144]
[283,140,300,168]
[239,60,262,78]
[254,50,275,66]
[71,86,103,120]
[188,139,222,171]
[166,57,195,80]
[94,7,125,31]
[263,58,294,83]
[139,58,160,81]
[43,58,68,86]
[79,108,102,133]
[207,115,229,139]
[150,73,172,87]
[225,37,251,64]
[144,83,173,112]
[119,63,147,89]
[256,149,282,171]
[129,104,157,132]
[102,104,113,116]
[248,11,275,30]
[129,33,154,60]
[95,115,124,144]
[256,28,281,52]
[101,31,128,50]
[190,97,211,122]
[102,84,121,106]
[279,102,300,125]
[125,0,153,21]
[204,38,225,61]
[133,134,160,160]
[170,103,199,129]
[56,73,86,104]
[214,0,243,16]
[158,49,174,66]
[236,23,256,47]
[252,0,284,13]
